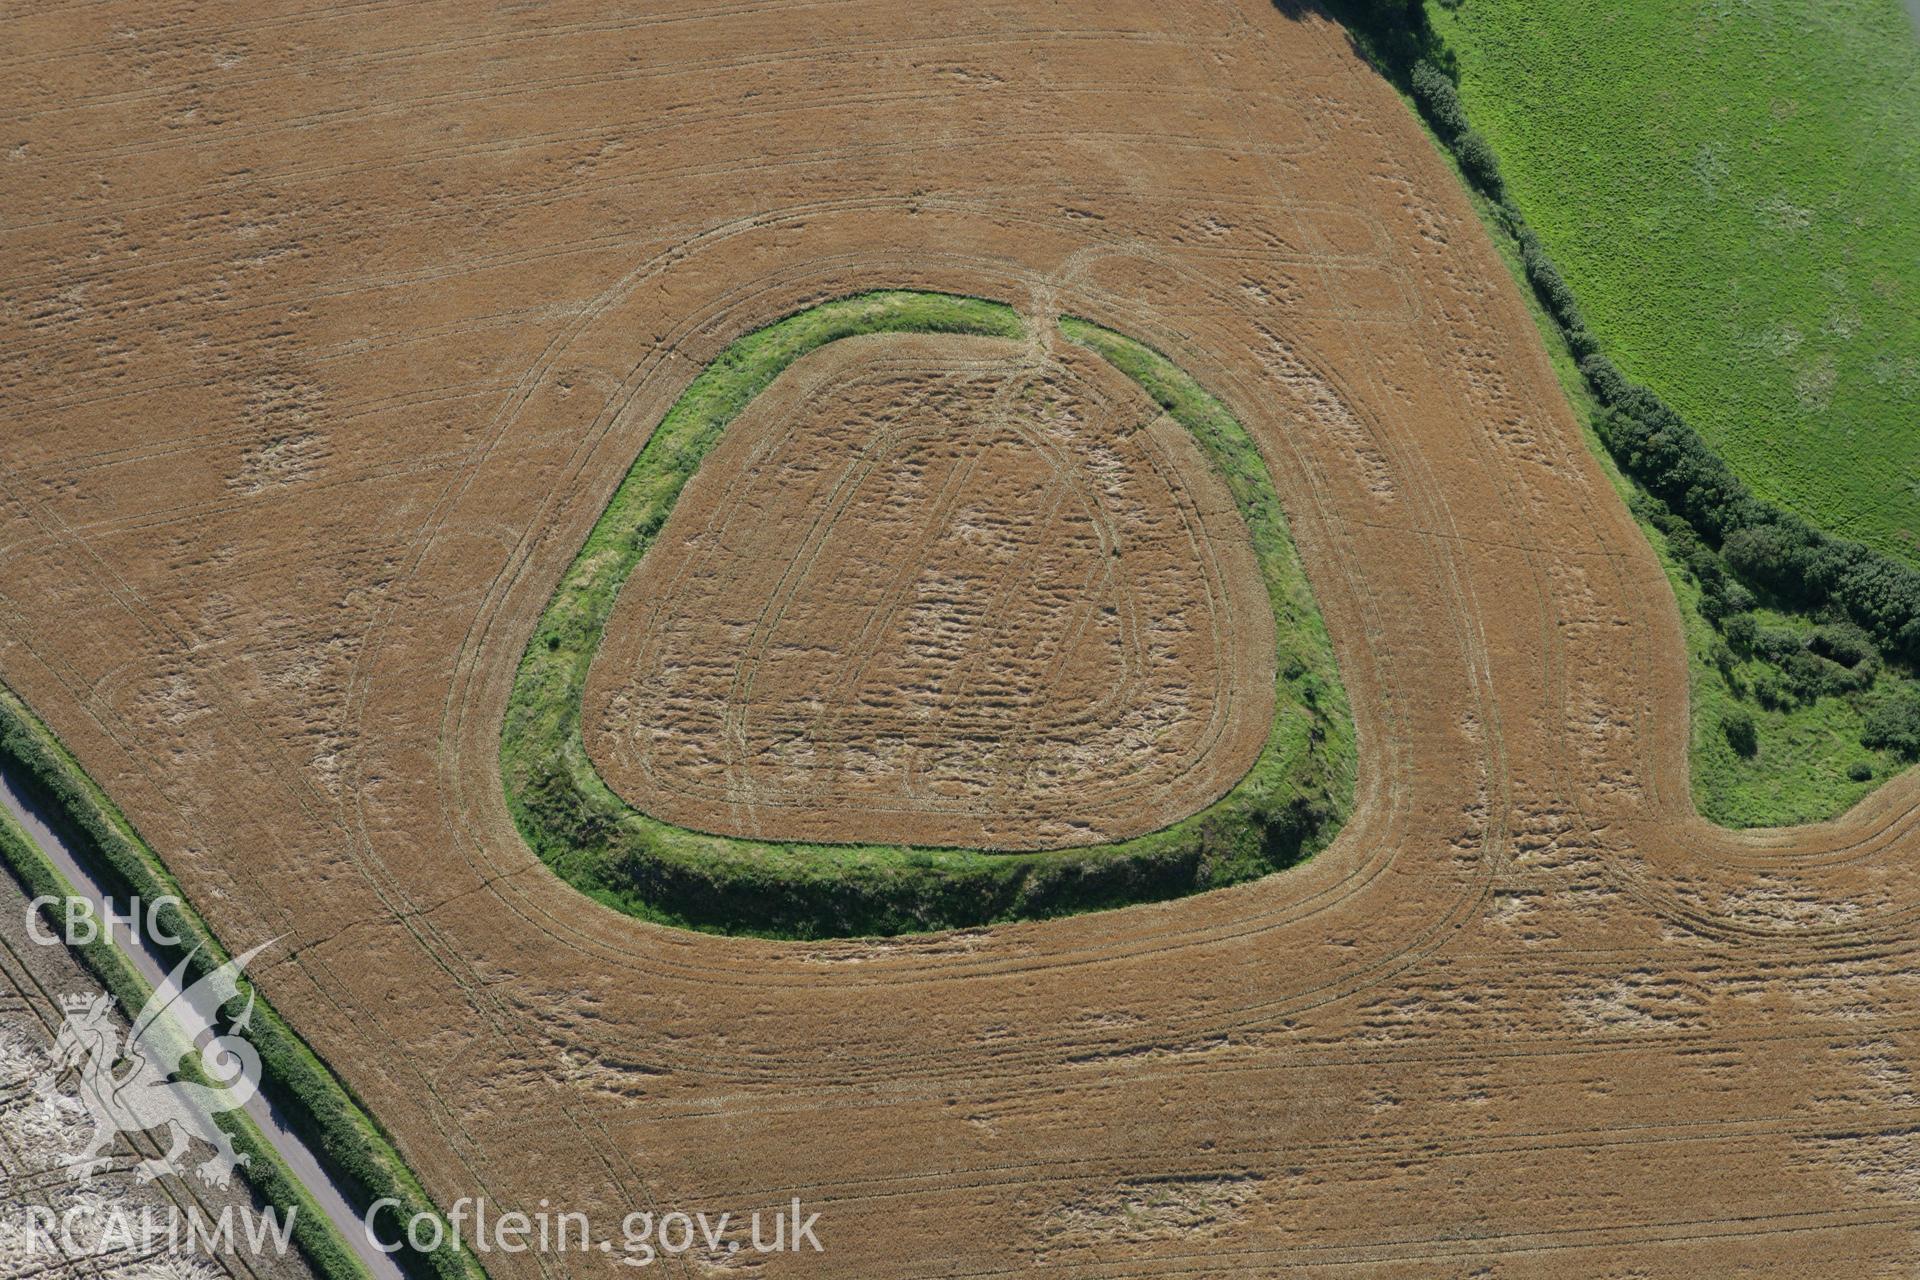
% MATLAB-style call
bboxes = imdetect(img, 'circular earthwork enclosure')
[501,291,1354,937]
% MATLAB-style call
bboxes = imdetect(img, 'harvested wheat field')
[3,0,1919,1276]
[583,331,1276,853]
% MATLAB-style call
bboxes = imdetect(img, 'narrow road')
[0,763,409,1280]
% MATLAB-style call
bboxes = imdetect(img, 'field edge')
[1328,0,1920,828]
[0,682,482,1280]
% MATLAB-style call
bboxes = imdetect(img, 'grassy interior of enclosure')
[1438,100,1915,827]
[500,290,1355,938]
[0,685,479,1280]
[1431,0,1920,563]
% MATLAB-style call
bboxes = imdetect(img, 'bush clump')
[1811,621,1876,669]
[1599,395,1920,664]
[1722,612,1759,653]
[1410,60,1468,141]
[1723,710,1759,759]
[1451,129,1505,198]
[1323,0,1450,80]
[1862,694,1920,759]
[1515,225,1585,333]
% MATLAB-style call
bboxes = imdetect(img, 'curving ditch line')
[0,760,406,1280]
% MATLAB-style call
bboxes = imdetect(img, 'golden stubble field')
[584,332,1277,851]
[3,0,1919,1274]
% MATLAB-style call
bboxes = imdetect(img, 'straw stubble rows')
[3,1,1920,1275]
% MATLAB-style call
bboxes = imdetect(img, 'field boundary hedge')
[500,290,1356,938]
[1326,0,1920,671]
[0,683,480,1280]
[1319,0,1920,803]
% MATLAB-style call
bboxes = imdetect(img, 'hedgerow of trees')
[1316,0,1920,762]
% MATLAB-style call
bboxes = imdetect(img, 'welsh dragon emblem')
[40,940,276,1188]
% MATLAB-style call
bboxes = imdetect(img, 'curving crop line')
[500,289,1356,938]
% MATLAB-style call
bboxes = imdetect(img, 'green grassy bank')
[1463,178,1903,823]
[1322,0,1920,825]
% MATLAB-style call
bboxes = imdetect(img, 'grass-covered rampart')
[500,290,1355,938]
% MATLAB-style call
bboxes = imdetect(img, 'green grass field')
[1443,146,1910,826]
[499,291,1355,937]
[1432,0,1920,562]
